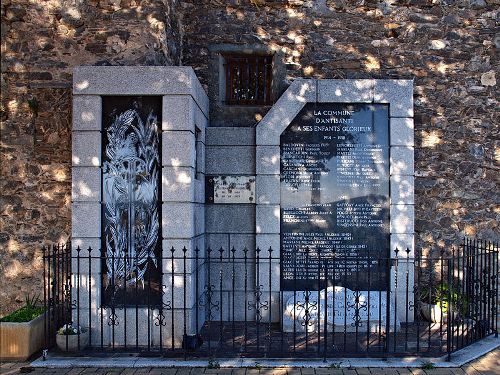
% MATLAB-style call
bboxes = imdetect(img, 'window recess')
[223,54,273,106]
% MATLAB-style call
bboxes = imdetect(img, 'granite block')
[162,166,195,202]
[390,117,414,146]
[318,79,374,103]
[194,177,205,203]
[209,262,256,291]
[390,146,414,175]
[72,167,101,202]
[374,79,414,117]
[205,145,255,175]
[390,204,415,234]
[256,146,280,175]
[205,233,230,252]
[194,203,205,236]
[256,234,280,253]
[194,235,205,259]
[256,175,280,204]
[72,202,101,238]
[390,233,415,258]
[256,259,280,291]
[205,291,257,322]
[390,175,414,205]
[71,237,100,256]
[162,95,196,132]
[162,273,198,309]
[161,238,195,259]
[71,263,100,308]
[162,203,195,238]
[74,67,209,116]
[206,127,255,146]
[256,79,315,146]
[72,132,101,166]
[205,204,255,234]
[71,238,101,309]
[204,245,230,260]
[229,234,256,256]
[73,96,101,131]
[390,265,415,322]
[162,131,196,168]
[256,205,280,234]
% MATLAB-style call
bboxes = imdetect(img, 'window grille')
[223,54,273,105]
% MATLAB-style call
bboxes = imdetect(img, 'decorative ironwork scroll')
[102,97,162,306]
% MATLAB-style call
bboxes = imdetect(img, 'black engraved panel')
[280,103,390,291]
[101,96,162,307]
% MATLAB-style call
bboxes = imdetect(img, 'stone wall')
[181,0,499,253]
[0,0,182,316]
[1,0,499,317]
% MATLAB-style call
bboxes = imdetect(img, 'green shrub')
[0,294,45,323]
[420,361,435,370]
[0,305,45,323]
[419,282,468,315]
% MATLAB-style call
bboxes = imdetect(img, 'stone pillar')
[255,79,317,323]
[71,66,208,347]
[204,127,256,322]
[373,81,415,323]
[161,94,208,345]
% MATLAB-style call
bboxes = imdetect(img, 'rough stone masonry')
[0,0,499,316]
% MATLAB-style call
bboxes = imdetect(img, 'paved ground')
[1,349,498,375]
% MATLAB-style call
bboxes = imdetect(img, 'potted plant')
[56,323,89,351]
[0,294,46,360]
[419,283,465,323]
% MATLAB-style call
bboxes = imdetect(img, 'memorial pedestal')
[282,288,400,333]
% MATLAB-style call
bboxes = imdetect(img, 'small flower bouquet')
[57,323,84,335]
[56,323,89,351]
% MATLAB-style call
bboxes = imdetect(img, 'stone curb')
[30,336,499,369]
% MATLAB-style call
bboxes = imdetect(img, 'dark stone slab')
[280,103,390,291]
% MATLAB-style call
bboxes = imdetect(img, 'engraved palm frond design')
[103,108,159,289]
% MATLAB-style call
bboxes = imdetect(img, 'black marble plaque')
[280,103,390,291]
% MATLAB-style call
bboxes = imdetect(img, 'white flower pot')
[420,303,445,323]
[420,303,459,323]
[56,329,89,351]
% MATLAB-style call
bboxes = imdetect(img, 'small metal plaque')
[206,175,255,204]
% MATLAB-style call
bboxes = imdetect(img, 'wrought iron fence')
[43,238,498,359]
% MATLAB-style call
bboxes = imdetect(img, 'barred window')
[223,54,273,106]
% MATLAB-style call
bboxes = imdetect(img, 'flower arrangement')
[419,282,467,323]
[57,323,86,336]
[56,323,89,351]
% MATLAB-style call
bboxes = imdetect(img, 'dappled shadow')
[180,0,499,256]
[0,0,182,316]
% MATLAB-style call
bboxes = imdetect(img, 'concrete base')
[31,335,499,368]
